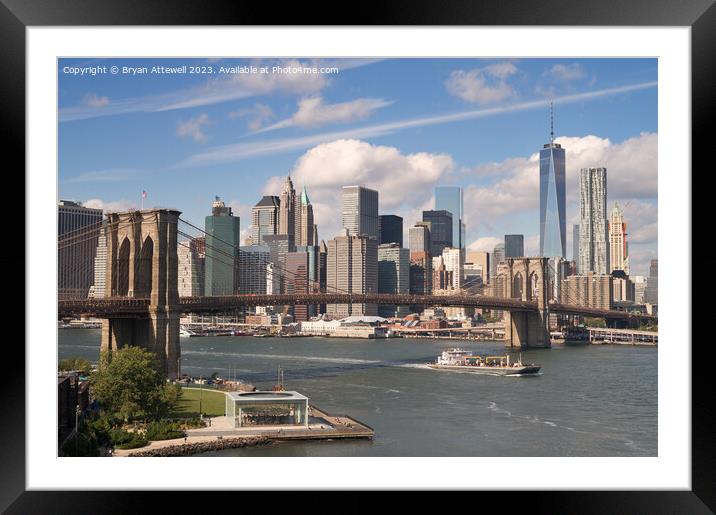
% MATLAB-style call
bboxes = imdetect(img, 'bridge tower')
[100,208,181,378]
[503,257,551,348]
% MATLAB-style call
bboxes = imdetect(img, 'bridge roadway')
[57,293,655,321]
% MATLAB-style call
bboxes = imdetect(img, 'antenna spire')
[549,100,555,144]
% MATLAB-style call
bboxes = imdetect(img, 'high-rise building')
[377,243,410,317]
[326,230,378,317]
[178,239,205,297]
[441,247,462,290]
[632,275,647,304]
[285,251,311,321]
[262,234,292,293]
[539,105,567,258]
[431,255,454,291]
[467,251,490,285]
[409,223,430,254]
[491,243,505,282]
[422,210,453,257]
[609,202,629,275]
[572,225,580,269]
[379,215,403,247]
[561,273,613,310]
[579,167,609,275]
[435,186,465,255]
[504,234,524,258]
[295,244,323,317]
[238,245,269,294]
[251,195,280,246]
[342,185,379,240]
[279,175,297,248]
[90,226,107,299]
[644,259,658,304]
[58,200,104,299]
[204,197,240,296]
[295,185,316,247]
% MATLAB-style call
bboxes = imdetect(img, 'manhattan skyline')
[58,57,657,275]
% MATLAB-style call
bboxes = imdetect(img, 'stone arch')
[116,237,130,296]
[528,271,539,301]
[512,272,524,299]
[136,235,154,298]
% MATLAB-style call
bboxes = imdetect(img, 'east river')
[59,330,657,457]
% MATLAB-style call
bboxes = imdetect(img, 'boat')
[427,348,541,375]
[179,327,197,337]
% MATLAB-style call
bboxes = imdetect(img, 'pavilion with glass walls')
[225,391,309,428]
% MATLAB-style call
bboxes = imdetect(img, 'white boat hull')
[427,364,541,375]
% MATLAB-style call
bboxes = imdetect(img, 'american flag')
[142,190,147,199]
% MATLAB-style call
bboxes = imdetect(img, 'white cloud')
[61,58,384,123]
[467,236,502,252]
[462,132,657,257]
[83,198,136,212]
[445,62,519,105]
[81,93,109,108]
[177,81,657,169]
[262,139,454,241]
[258,96,393,133]
[228,103,273,131]
[544,63,586,82]
[176,114,210,143]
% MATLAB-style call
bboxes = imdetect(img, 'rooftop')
[226,390,309,402]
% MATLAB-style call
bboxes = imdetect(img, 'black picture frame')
[4,0,711,511]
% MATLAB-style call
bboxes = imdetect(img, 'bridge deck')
[58,294,656,321]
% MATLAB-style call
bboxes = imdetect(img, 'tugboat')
[427,348,541,375]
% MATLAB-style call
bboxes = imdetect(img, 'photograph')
[56,56,659,459]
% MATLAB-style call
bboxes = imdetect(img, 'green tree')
[584,317,606,328]
[59,356,92,373]
[90,346,170,421]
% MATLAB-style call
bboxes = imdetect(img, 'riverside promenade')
[113,405,374,456]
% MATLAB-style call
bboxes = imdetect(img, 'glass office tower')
[435,186,464,254]
[539,141,566,259]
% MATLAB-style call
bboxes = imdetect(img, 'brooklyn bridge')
[58,208,656,378]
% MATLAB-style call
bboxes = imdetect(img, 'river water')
[59,330,657,457]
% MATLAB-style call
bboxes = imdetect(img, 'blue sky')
[58,58,658,275]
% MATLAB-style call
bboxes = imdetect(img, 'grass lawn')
[170,387,226,418]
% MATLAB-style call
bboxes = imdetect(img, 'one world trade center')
[539,104,566,258]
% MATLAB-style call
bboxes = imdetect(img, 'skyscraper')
[279,175,297,247]
[422,210,453,257]
[285,251,311,321]
[90,225,107,299]
[644,259,658,304]
[409,224,431,295]
[466,251,490,285]
[579,167,609,275]
[378,243,410,317]
[58,200,104,299]
[504,234,524,258]
[326,230,378,317]
[441,247,462,290]
[295,185,316,247]
[178,239,205,297]
[572,225,580,268]
[539,105,567,258]
[435,186,465,255]
[251,195,279,246]
[205,197,240,296]
[609,202,629,275]
[491,242,505,282]
[238,245,269,294]
[379,215,403,247]
[342,185,379,240]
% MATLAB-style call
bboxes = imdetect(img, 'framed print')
[4,0,712,511]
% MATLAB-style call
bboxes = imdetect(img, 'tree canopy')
[90,346,171,421]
